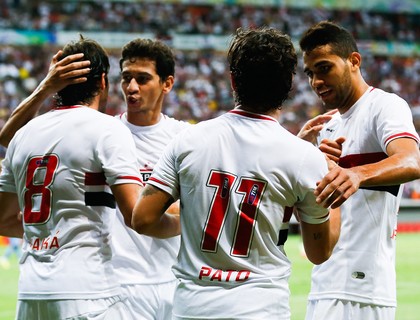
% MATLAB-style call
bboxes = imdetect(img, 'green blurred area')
[0,233,419,320]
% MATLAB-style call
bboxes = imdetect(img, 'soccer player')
[132,27,341,319]
[299,21,420,319]
[0,38,189,319]
[0,36,142,319]
[111,38,189,319]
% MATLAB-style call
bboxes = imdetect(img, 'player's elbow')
[131,206,158,236]
[131,210,148,235]
[306,248,333,265]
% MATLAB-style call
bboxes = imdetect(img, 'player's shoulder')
[161,114,192,130]
[368,87,407,105]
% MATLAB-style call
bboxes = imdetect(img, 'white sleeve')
[97,121,143,186]
[0,155,16,193]
[147,136,181,201]
[294,145,330,224]
[375,93,419,149]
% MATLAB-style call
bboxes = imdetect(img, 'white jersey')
[148,109,330,319]
[309,87,419,307]
[0,106,142,300]
[111,112,190,284]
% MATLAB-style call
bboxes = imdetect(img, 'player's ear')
[349,52,362,69]
[162,75,174,94]
[100,73,107,90]
[230,72,236,91]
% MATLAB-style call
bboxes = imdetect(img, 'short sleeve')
[147,135,181,201]
[0,155,16,193]
[96,120,143,187]
[294,145,330,224]
[375,93,419,150]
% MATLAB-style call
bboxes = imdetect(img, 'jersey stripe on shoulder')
[385,132,419,145]
[229,109,277,122]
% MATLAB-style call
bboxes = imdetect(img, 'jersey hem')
[18,288,122,300]
[308,292,396,307]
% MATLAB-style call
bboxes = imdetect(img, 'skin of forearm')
[0,222,24,238]
[354,154,420,187]
[0,211,23,239]
[301,219,335,265]
[138,213,181,239]
[0,85,49,147]
[328,207,340,249]
[132,185,181,238]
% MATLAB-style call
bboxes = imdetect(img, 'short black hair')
[57,34,109,106]
[228,27,297,113]
[119,38,175,82]
[299,21,359,59]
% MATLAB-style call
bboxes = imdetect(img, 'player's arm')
[111,183,142,228]
[132,184,181,239]
[0,51,91,147]
[300,207,340,265]
[297,109,337,144]
[165,200,180,216]
[0,192,23,238]
[315,137,420,208]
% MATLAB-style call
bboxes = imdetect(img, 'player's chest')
[323,116,381,156]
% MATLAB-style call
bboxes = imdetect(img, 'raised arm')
[315,137,420,208]
[132,184,181,239]
[0,51,91,147]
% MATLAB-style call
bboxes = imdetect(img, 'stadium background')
[0,0,419,318]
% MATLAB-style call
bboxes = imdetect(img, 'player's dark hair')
[299,20,359,59]
[56,34,109,107]
[119,38,175,82]
[228,27,297,113]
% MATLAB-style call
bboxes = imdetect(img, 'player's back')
[3,106,140,300]
[153,109,329,319]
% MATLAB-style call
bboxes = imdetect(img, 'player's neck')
[127,110,162,127]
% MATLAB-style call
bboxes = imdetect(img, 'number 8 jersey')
[147,109,330,319]
[0,106,142,300]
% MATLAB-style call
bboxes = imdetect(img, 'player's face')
[120,58,173,115]
[303,45,354,113]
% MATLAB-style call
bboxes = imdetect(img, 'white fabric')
[148,109,330,319]
[16,295,133,320]
[305,299,396,320]
[0,106,142,300]
[121,280,178,320]
[111,113,190,285]
[309,87,419,307]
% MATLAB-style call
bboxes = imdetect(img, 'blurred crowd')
[1,0,419,42]
[0,0,419,198]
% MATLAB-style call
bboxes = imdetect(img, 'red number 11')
[201,170,266,257]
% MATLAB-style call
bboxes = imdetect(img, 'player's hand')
[39,50,91,95]
[319,136,345,163]
[314,166,361,209]
[297,109,337,144]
